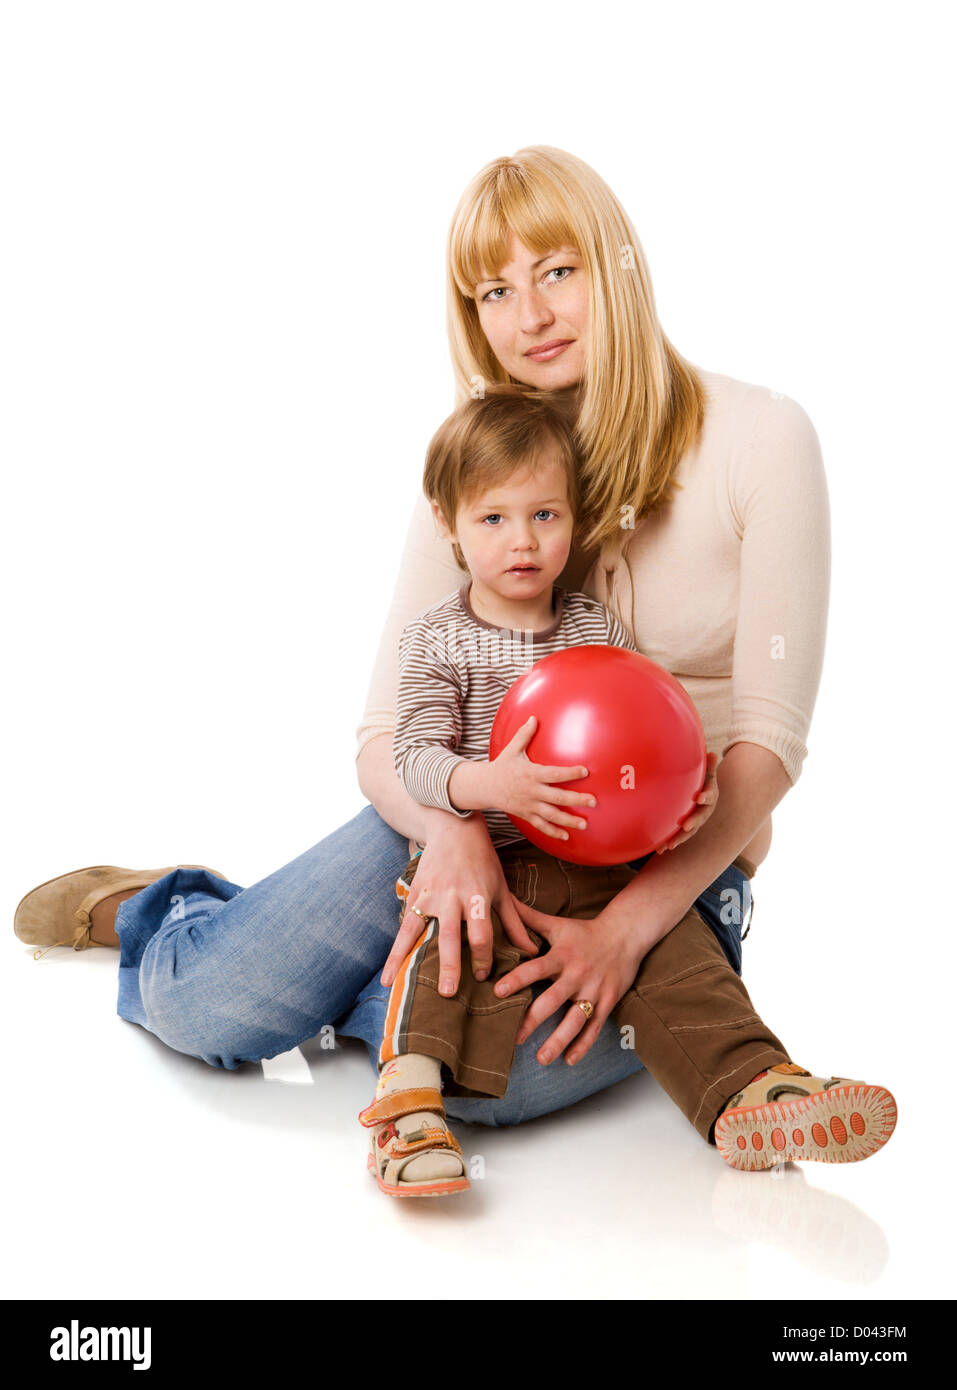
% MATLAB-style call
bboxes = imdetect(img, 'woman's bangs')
[452,167,579,297]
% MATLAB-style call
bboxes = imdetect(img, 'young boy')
[358,385,897,1197]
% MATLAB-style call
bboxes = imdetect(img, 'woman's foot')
[14,864,227,958]
[713,1062,897,1171]
[358,1054,470,1197]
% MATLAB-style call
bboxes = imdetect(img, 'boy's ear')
[430,499,454,541]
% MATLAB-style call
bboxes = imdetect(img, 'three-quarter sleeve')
[355,491,468,759]
[722,392,831,784]
[391,620,471,817]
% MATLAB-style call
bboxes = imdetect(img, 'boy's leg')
[377,849,551,1099]
[358,845,534,1195]
[360,848,565,1191]
[564,857,896,1169]
[610,904,791,1144]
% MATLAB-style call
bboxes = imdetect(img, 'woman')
[14,146,890,1155]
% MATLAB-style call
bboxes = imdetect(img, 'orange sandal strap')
[357,1086,445,1129]
[379,1123,463,1161]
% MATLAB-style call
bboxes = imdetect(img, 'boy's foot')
[358,1054,469,1197]
[713,1062,897,1171]
[14,864,228,958]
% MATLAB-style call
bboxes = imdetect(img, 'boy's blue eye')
[480,510,557,525]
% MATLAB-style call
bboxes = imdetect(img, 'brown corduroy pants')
[378,839,791,1145]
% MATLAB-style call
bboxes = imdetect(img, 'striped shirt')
[394,582,639,849]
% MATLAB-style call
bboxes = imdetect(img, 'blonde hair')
[446,145,706,557]
[424,383,580,572]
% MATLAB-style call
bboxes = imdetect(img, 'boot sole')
[714,1083,897,1171]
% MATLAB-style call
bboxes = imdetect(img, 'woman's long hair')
[446,145,706,558]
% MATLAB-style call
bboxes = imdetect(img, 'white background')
[2,0,953,1301]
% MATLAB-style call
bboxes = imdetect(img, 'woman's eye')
[480,266,574,302]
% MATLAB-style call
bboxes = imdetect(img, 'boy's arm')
[393,620,478,819]
[447,757,498,812]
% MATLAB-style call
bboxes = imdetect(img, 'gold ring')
[575,1000,594,1020]
[410,904,429,919]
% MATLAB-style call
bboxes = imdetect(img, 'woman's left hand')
[655,751,719,853]
[493,900,652,1066]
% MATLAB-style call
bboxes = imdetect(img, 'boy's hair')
[424,383,581,572]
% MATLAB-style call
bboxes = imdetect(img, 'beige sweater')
[356,366,830,792]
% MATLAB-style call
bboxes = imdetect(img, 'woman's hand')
[379,813,540,997]
[492,897,658,1066]
[655,751,719,853]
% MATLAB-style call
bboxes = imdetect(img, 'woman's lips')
[524,339,572,362]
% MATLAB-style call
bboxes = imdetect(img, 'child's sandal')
[714,1063,898,1171]
[358,1086,470,1198]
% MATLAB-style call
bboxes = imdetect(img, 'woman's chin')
[510,359,583,392]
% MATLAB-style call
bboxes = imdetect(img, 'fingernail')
[578,820,586,829]
[440,978,455,995]
[539,1051,552,1065]
[495,983,508,997]
[567,1054,577,1066]
[475,969,487,981]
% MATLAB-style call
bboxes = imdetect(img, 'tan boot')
[14,864,227,959]
[714,1062,897,1171]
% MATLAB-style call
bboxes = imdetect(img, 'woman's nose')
[517,287,553,333]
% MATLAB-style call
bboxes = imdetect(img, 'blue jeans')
[115,803,751,1127]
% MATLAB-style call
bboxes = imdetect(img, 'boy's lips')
[506,564,540,575]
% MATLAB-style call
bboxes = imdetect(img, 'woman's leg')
[115,803,412,1069]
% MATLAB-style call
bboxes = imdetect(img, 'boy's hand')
[488,715,595,843]
[655,751,719,852]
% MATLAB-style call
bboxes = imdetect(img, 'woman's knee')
[443,1089,526,1127]
[139,947,303,1071]
[140,989,270,1070]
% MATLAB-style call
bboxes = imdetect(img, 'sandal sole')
[714,1083,897,1171]
[366,1151,470,1198]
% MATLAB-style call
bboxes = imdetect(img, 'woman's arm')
[356,730,457,846]
[600,741,790,940]
[355,492,467,761]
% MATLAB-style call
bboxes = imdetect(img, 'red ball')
[488,645,707,866]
